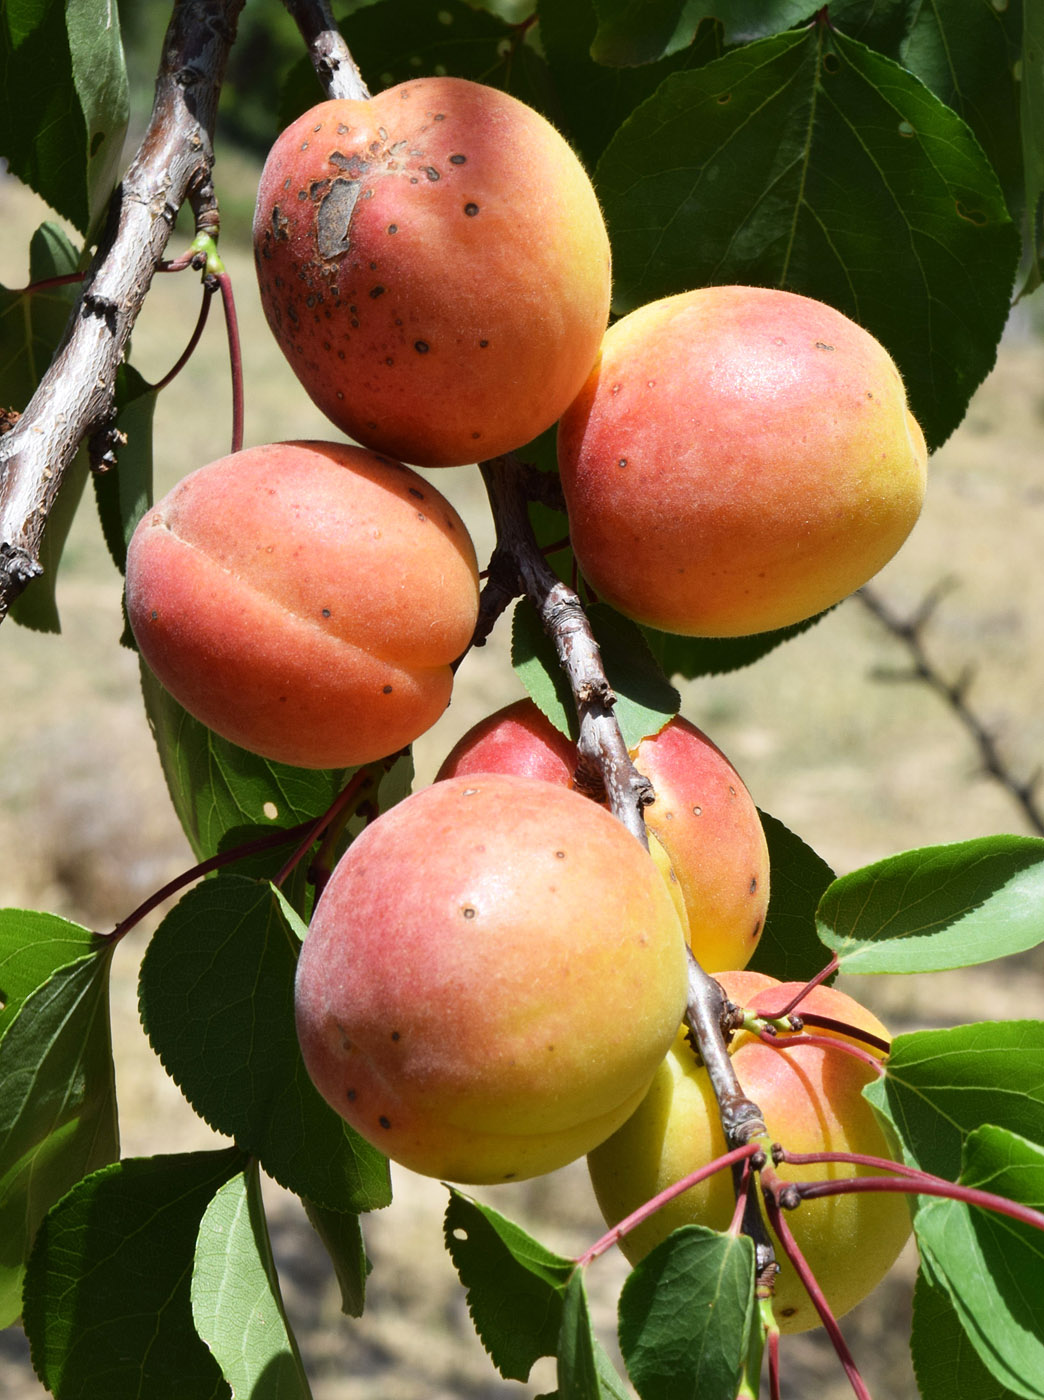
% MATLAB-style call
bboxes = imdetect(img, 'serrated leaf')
[0,0,126,235]
[618,1225,755,1400]
[1023,0,1044,294]
[640,609,830,680]
[138,875,391,1213]
[22,1150,242,1399]
[0,908,99,1038]
[590,0,808,65]
[597,26,1019,450]
[816,835,1044,974]
[140,663,354,864]
[192,1160,312,1399]
[302,1196,370,1318]
[746,811,836,984]
[557,1271,629,1399]
[93,363,156,576]
[912,1268,1021,1400]
[444,1189,574,1381]
[914,1127,1044,1400]
[0,932,118,1327]
[865,1022,1044,1180]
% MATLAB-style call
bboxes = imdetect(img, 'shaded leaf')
[865,1021,1044,1180]
[912,1268,1021,1400]
[557,1271,629,1399]
[1022,0,1044,295]
[640,609,830,680]
[192,1160,312,1399]
[589,0,808,64]
[618,1225,755,1400]
[65,0,129,236]
[302,1196,370,1318]
[816,835,1044,974]
[0,930,118,1327]
[914,1127,1044,1400]
[444,1189,574,1381]
[93,363,156,576]
[747,811,836,984]
[0,908,99,1038]
[138,875,391,1213]
[597,26,1019,450]
[23,1150,241,1399]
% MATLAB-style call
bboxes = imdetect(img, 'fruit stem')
[792,1172,1044,1234]
[757,955,839,1017]
[575,1141,761,1267]
[766,1318,782,1400]
[755,1028,885,1074]
[149,282,214,394]
[272,766,376,889]
[211,267,244,454]
[283,0,370,100]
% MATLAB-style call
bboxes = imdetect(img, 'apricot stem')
[758,955,840,1017]
[272,767,376,889]
[755,1029,885,1074]
[150,283,214,394]
[211,268,244,454]
[792,1172,1044,1234]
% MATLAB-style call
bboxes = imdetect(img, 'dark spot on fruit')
[415,340,430,353]
[416,511,426,521]
[692,805,703,816]
[337,123,349,135]
[321,607,331,618]
[555,851,566,859]
[279,696,287,703]
[347,1089,357,1101]
[409,487,424,499]
[150,609,158,621]
[391,1030,401,1041]
[370,285,386,298]
[300,140,309,150]
[388,223,398,234]
[471,431,480,439]
[379,1115,392,1129]
[317,178,362,259]
[729,785,737,796]
[815,341,835,351]
[781,1306,797,1318]
[478,339,489,348]
[750,876,758,893]
[370,260,378,270]
[434,113,445,120]
[382,684,393,694]
[751,918,762,941]
[422,166,440,181]
[618,458,627,468]
[461,905,477,919]
[282,177,291,190]
[503,1171,516,1180]
[351,318,360,328]
[449,153,466,165]
[385,357,394,366]
[464,202,479,216]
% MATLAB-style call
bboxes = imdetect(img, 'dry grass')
[2,163,1043,1398]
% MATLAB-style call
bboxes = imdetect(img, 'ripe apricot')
[436,700,769,972]
[125,441,479,769]
[254,77,611,467]
[558,286,928,637]
[587,971,912,1333]
[294,773,689,1183]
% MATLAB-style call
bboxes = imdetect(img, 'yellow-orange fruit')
[294,773,689,1183]
[125,441,478,769]
[436,699,769,972]
[587,971,912,1333]
[558,286,928,637]
[254,77,611,467]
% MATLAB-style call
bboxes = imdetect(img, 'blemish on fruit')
[370,285,386,298]
[409,487,425,499]
[555,850,566,859]
[422,166,440,181]
[729,785,737,796]
[692,805,702,816]
[382,684,393,694]
[464,202,479,216]
[415,340,430,353]
[388,223,398,233]
[618,458,627,468]
[750,876,758,893]
[391,1030,401,1041]
[461,905,477,919]
[150,609,158,621]
[751,918,762,941]
[317,178,362,259]
[815,342,834,351]
[322,607,331,618]
[379,1115,392,1129]
[479,339,489,348]
[449,153,467,164]
[346,1089,357,1101]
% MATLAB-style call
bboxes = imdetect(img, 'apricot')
[558,286,928,637]
[436,700,769,972]
[254,77,611,467]
[293,773,689,1183]
[125,441,479,769]
[587,971,912,1333]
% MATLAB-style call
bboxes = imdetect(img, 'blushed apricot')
[125,441,478,769]
[254,77,611,467]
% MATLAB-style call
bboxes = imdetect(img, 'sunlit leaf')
[913,1268,1021,1400]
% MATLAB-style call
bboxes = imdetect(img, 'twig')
[0,0,245,624]
[282,0,369,101]
[857,583,1044,835]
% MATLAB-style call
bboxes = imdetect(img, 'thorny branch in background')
[858,583,1044,836]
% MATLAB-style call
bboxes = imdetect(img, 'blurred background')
[2,4,1044,1395]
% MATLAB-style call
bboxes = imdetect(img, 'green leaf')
[444,1189,574,1381]
[914,1127,1044,1400]
[192,1160,312,1399]
[0,930,118,1327]
[93,363,157,576]
[589,0,808,64]
[1022,0,1044,295]
[912,1268,1022,1400]
[139,663,354,864]
[747,811,836,984]
[0,0,127,235]
[640,609,830,680]
[597,26,1019,450]
[539,0,722,169]
[557,1271,629,1399]
[138,875,391,1213]
[0,908,100,1038]
[865,1022,1044,1180]
[816,835,1044,974]
[617,1225,755,1400]
[22,1149,242,1400]
[301,1196,370,1318]
[511,600,680,747]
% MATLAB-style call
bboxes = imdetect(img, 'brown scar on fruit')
[317,179,363,259]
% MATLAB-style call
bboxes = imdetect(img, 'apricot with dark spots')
[125,441,478,769]
[294,774,688,1183]
[254,76,610,468]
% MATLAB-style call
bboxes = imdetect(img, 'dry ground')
[2,164,1043,1398]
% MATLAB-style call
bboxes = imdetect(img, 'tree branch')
[0,0,245,625]
[282,0,369,101]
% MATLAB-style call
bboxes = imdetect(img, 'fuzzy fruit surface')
[587,971,912,1333]
[436,699,769,973]
[558,286,928,637]
[294,773,689,1183]
[254,77,611,468]
[125,441,478,769]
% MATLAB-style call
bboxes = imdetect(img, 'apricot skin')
[254,77,611,468]
[558,286,928,637]
[436,700,770,972]
[587,971,912,1333]
[293,773,689,1184]
[125,441,479,769]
